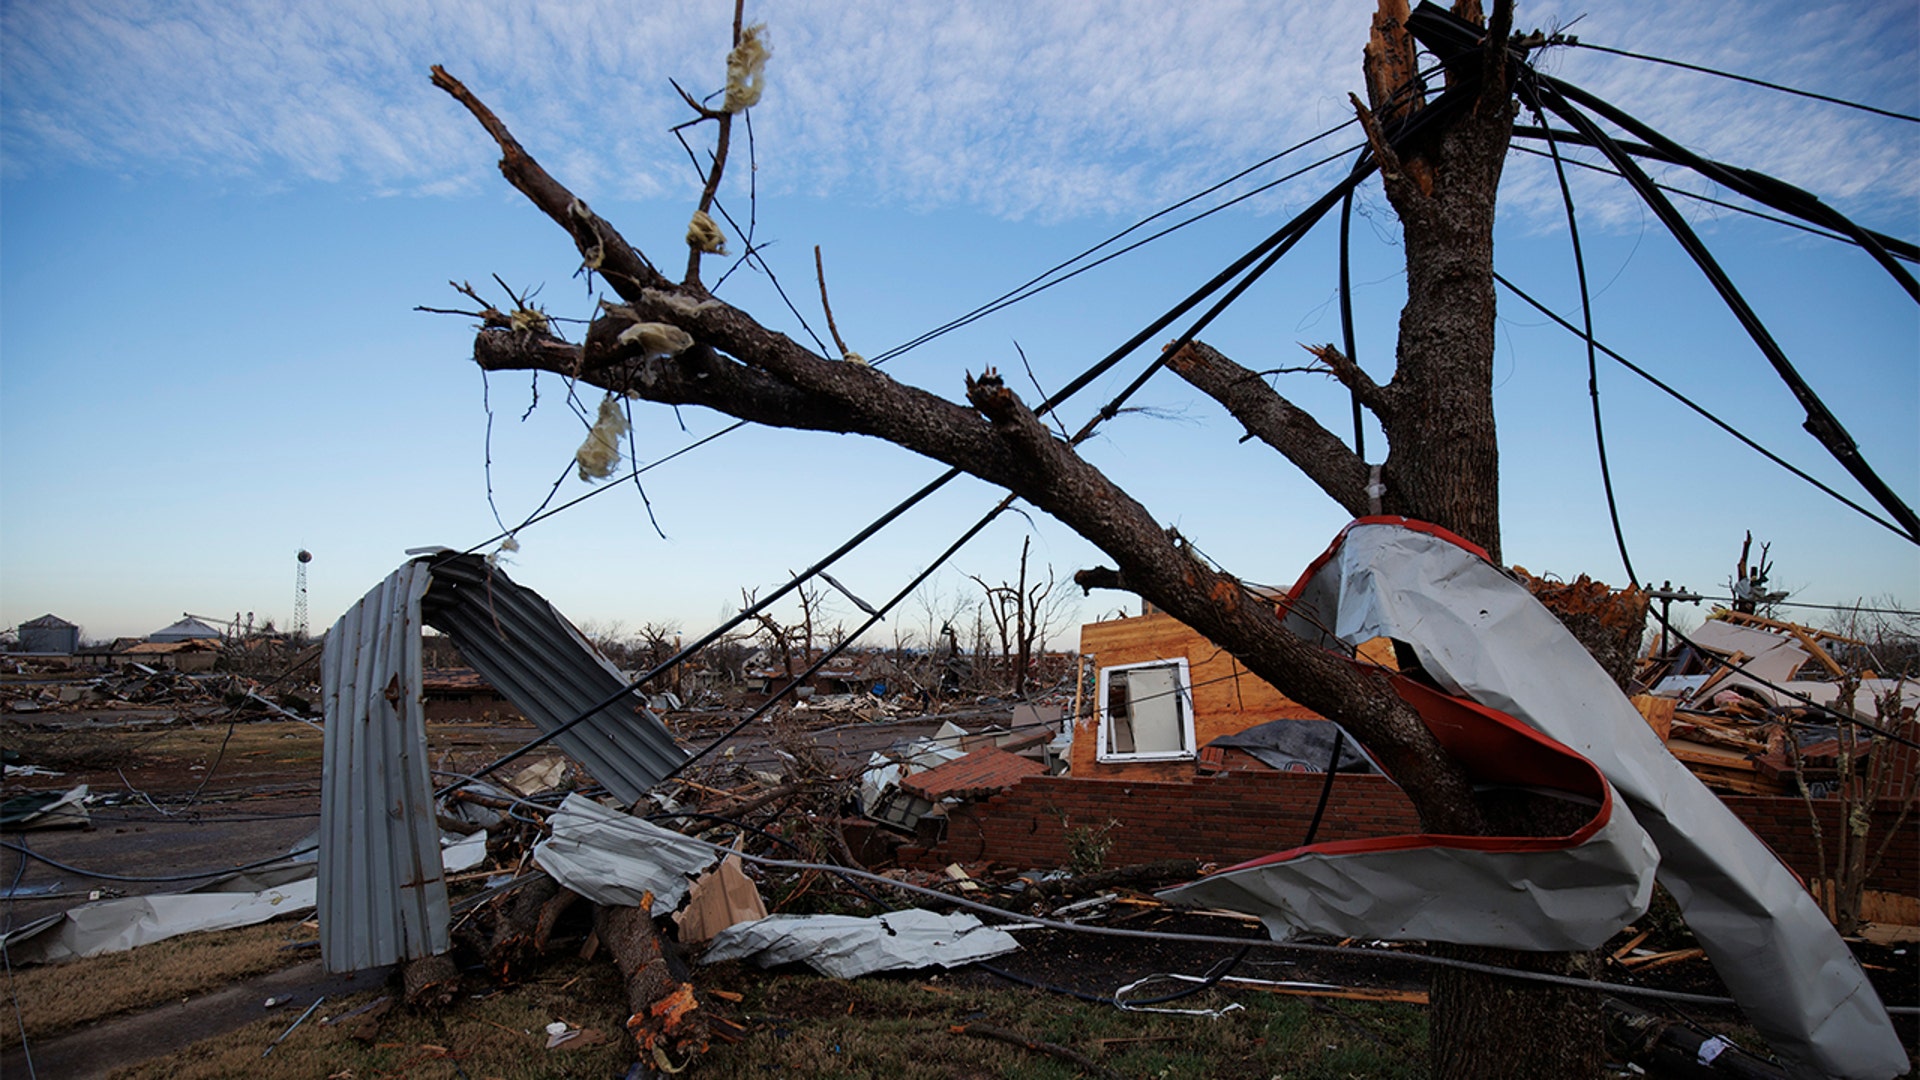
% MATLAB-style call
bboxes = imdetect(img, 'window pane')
[1125,665,1184,754]
[1106,673,1135,754]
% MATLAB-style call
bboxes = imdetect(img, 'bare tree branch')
[432,66,667,304]
[1167,341,1372,516]
[437,67,1494,835]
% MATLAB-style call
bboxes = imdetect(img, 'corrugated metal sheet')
[319,562,448,974]
[420,554,686,806]
[316,554,686,973]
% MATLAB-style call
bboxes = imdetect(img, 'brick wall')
[1722,794,1918,895]
[900,773,1420,870]
[900,775,1917,897]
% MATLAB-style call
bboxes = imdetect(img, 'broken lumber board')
[1608,928,1653,961]
[1620,947,1705,971]
[1666,740,1759,771]
[1631,696,1675,742]
[1220,980,1429,1005]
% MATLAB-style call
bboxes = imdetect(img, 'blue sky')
[2,0,1915,647]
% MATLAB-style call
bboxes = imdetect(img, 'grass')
[1,719,327,778]
[83,959,1431,1079]
[106,957,636,1080]
[695,968,1428,1080]
[1,920,309,1048]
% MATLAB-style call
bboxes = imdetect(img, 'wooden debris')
[486,872,562,979]
[1618,947,1705,971]
[1607,928,1652,962]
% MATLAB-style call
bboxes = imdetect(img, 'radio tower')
[294,550,313,640]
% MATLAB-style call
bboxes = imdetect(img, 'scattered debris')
[261,995,325,1058]
[673,850,767,945]
[0,784,90,829]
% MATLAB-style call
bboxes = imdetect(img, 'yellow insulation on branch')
[724,24,770,113]
[576,392,631,481]
[686,211,727,255]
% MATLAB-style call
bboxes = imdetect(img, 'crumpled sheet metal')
[1269,518,1903,1080]
[318,553,689,973]
[700,909,1019,979]
[1164,658,1658,951]
[1168,814,1654,952]
[532,794,716,915]
[319,561,448,974]
[1,866,317,965]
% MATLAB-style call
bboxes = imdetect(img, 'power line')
[1510,77,1920,542]
[1495,272,1911,542]
[870,132,1362,365]
[1507,126,1920,265]
[1692,597,1918,618]
[1523,74,1636,587]
[1506,141,1912,259]
[1566,40,1920,125]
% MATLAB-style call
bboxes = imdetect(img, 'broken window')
[1096,659,1194,762]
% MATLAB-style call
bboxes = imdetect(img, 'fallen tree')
[428,2,1646,1074]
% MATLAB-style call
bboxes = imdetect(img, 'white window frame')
[1095,658,1196,763]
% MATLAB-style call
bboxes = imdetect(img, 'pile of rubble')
[1637,611,1918,798]
[1,664,318,722]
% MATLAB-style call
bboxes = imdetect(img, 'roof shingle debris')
[900,746,1045,802]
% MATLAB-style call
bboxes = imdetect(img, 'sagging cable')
[1564,40,1920,125]
[1524,78,1637,586]
[1531,78,1920,543]
[1537,74,1918,303]
[1508,126,1920,265]
[1494,274,1910,542]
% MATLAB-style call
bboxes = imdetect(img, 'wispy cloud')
[4,0,1913,227]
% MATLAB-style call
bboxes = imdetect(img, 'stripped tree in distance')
[432,1,1641,1074]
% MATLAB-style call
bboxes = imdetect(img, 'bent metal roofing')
[318,551,687,974]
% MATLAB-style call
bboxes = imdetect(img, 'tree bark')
[593,902,709,1070]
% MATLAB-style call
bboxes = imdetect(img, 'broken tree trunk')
[485,872,577,980]
[593,901,709,1071]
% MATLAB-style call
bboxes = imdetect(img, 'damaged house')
[1071,598,1387,781]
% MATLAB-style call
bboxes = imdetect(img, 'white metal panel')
[1280,519,1906,1080]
